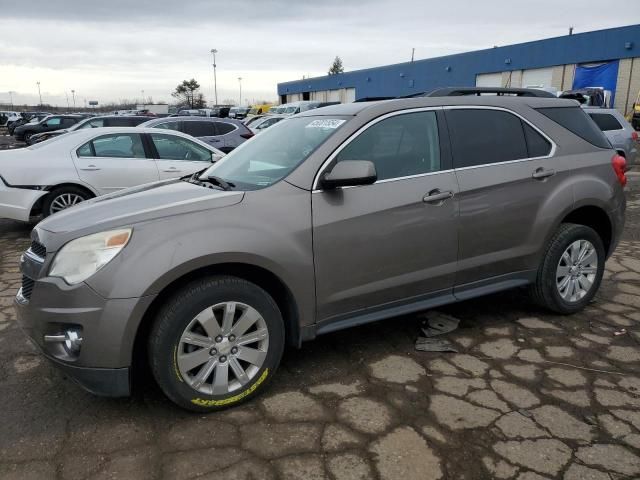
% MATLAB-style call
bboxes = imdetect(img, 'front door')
[312,109,459,322]
[73,132,159,194]
[148,132,214,179]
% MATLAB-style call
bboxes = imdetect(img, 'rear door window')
[588,113,623,132]
[153,121,181,131]
[446,109,528,168]
[78,133,147,158]
[183,121,217,137]
[149,133,211,161]
[335,110,441,180]
[537,107,610,148]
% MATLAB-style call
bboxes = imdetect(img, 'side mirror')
[211,152,224,163]
[320,160,377,189]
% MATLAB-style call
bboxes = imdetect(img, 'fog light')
[44,329,83,355]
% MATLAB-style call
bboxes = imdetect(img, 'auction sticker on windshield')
[305,119,346,129]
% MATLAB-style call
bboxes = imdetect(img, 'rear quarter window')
[537,107,610,149]
[588,113,623,132]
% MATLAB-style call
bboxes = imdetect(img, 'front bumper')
[0,177,47,222]
[14,264,155,397]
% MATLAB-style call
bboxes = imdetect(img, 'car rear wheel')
[530,223,605,314]
[42,186,92,217]
[149,276,284,412]
[23,132,34,142]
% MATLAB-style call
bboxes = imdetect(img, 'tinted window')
[446,109,527,168]
[46,118,61,126]
[523,122,552,158]
[336,111,440,180]
[537,107,610,149]
[154,121,181,131]
[92,133,146,158]
[588,113,623,132]
[79,118,105,129]
[216,122,236,135]
[62,118,78,127]
[150,133,211,161]
[183,121,216,137]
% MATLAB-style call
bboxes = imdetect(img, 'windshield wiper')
[206,175,235,191]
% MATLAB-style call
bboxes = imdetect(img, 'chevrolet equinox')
[16,94,627,411]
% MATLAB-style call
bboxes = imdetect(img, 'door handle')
[162,168,182,173]
[80,165,100,171]
[532,168,556,180]
[423,189,454,204]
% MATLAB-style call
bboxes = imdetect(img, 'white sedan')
[0,127,225,221]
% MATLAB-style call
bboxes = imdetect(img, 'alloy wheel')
[50,193,85,214]
[176,302,269,395]
[556,239,598,303]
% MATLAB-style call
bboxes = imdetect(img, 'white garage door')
[345,88,356,103]
[522,67,553,89]
[476,72,503,87]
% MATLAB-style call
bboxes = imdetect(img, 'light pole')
[210,49,218,107]
[238,77,242,106]
[141,89,145,109]
[8,91,14,108]
[71,89,76,109]
[65,91,70,111]
[37,81,42,107]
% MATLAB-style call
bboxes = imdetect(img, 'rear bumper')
[0,177,47,222]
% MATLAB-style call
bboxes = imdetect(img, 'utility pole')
[8,91,14,108]
[37,81,42,107]
[141,89,145,109]
[238,77,242,106]
[71,89,76,109]
[65,91,70,111]
[411,47,415,62]
[211,49,218,106]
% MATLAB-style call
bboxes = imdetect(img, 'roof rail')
[425,87,556,98]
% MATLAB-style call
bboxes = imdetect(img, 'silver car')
[16,94,626,411]
[586,108,638,168]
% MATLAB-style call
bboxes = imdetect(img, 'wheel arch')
[30,182,97,216]
[560,205,613,255]
[130,262,302,383]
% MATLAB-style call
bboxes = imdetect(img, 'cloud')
[0,0,636,106]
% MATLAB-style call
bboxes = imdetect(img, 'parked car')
[14,95,626,411]
[586,108,638,169]
[0,111,20,127]
[0,127,224,220]
[243,114,266,127]
[228,106,251,119]
[27,115,152,145]
[277,101,341,115]
[13,114,85,142]
[139,116,253,153]
[249,114,287,133]
[247,104,272,116]
[7,112,50,135]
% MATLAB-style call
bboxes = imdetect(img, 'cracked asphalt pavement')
[1,150,640,478]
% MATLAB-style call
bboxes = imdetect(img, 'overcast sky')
[0,0,637,108]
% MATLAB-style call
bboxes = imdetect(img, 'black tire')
[530,223,605,314]
[149,276,285,412]
[41,186,92,218]
[23,132,34,142]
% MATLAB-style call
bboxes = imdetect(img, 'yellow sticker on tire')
[191,368,269,407]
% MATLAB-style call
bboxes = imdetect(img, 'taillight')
[632,131,639,142]
[240,132,254,139]
[611,154,627,187]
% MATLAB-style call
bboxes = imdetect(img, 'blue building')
[277,24,640,115]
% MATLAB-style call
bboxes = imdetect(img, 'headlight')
[49,228,132,284]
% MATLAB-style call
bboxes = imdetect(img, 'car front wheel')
[530,223,605,314]
[149,276,284,412]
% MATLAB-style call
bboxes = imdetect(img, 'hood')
[38,178,244,234]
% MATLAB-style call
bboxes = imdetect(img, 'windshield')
[201,116,347,190]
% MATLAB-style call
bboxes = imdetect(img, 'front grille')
[21,276,35,300]
[30,240,46,259]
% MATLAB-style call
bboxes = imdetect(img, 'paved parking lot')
[1,168,640,479]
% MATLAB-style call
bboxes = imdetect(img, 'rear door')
[312,108,459,322]
[147,132,214,179]
[73,132,159,194]
[445,107,564,292]
[183,120,223,148]
[214,121,239,150]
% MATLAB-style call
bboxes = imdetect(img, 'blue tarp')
[572,60,619,104]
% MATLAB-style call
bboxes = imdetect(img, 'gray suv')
[15,95,627,411]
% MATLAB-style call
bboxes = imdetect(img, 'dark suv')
[16,93,626,411]
[14,114,86,142]
[27,115,152,145]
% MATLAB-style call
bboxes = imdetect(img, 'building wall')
[278,24,640,114]
[615,57,640,115]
